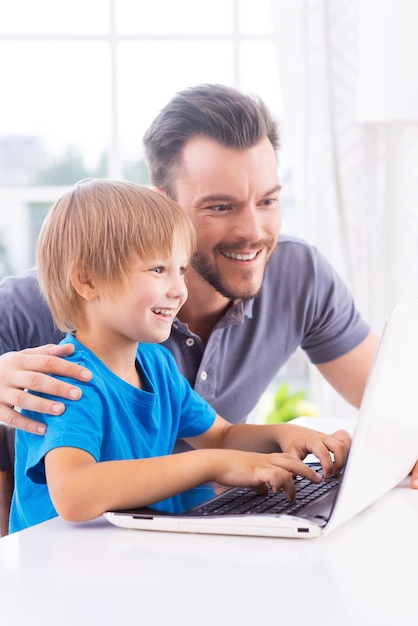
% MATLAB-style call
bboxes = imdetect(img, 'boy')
[10,179,350,532]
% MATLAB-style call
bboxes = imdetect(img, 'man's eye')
[208,204,230,212]
[261,197,279,207]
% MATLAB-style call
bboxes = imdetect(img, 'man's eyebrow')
[264,184,283,196]
[196,194,237,204]
[196,185,282,206]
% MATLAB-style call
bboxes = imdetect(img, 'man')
[0,84,415,484]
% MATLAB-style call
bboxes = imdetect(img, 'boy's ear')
[70,265,98,301]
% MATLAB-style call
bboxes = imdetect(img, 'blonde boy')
[10,179,349,532]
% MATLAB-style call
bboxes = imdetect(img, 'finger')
[269,454,322,485]
[268,464,322,501]
[0,358,91,415]
[330,429,352,451]
[325,430,351,474]
[0,405,47,435]
[310,447,334,478]
[410,459,418,489]
[296,460,323,484]
[261,467,296,500]
[2,359,91,412]
[21,343,76,357]
[17,354,92,382]
[278,472,296,501]
[286,439,335,478]
[11,380,80,414]
[308,432,350,478]
[252,483,270,495]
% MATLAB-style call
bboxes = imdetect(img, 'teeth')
[222,251,258,261]
[152,308,173,317]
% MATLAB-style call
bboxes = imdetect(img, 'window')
[0,0,305,421]
[0,0,287,274]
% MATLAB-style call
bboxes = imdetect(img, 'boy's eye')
[151,266,163,274]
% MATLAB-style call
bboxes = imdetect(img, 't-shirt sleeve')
[21,383,104,484]
[0,267,64,353]
[299,246,370,364]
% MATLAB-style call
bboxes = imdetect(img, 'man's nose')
[231,206,264,241]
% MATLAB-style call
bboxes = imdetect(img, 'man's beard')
[191,240,276,301]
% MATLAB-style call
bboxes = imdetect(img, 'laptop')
[104,298,418,538]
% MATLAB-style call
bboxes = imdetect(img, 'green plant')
[266,383,318,424]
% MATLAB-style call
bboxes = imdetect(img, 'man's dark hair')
[143,83,280,198]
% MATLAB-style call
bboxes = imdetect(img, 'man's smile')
[221,250,260,261]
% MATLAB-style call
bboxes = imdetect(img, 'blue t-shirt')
[10,335,216,532]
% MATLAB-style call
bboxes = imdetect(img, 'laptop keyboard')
[190,464,342,517]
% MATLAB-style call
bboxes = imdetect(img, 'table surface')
[1,419,417,626]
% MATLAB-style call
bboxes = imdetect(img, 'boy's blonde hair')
[36,178,196,333]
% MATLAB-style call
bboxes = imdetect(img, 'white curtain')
[271,0,418,417]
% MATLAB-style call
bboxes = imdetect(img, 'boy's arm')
[45,443,323,522]
[188,416,351,478]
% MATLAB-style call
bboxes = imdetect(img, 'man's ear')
[152,186,169,198]
[70,265,99,301]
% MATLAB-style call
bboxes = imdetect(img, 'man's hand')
[0,344,92,434]
[410,460,418,489]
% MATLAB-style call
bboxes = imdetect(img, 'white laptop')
[104,298,418,538]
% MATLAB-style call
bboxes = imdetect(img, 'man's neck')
[179,272,232,345]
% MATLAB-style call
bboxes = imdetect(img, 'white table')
[1,419,417,626]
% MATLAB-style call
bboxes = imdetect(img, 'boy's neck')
[74,330,142,388]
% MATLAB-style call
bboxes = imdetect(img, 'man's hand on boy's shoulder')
[0,344,92,434]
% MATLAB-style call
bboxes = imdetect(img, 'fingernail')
[80,369,91,380]
[69,388,80,400]
[413,479,418,489]
[36,425,46,435]
[51,403,63,414]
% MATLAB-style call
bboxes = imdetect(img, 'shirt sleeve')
[21,381,104,484]
[0,267,64,353]
[299,246,370,364]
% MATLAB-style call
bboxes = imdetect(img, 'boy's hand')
[275,424,351,478]
[0,345,92,434]
[213,450,323,501]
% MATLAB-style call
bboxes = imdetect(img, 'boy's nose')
[168,275,188,301]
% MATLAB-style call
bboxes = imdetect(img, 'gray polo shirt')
[0,235,369,424]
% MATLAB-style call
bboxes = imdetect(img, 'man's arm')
[315,330,379,409]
